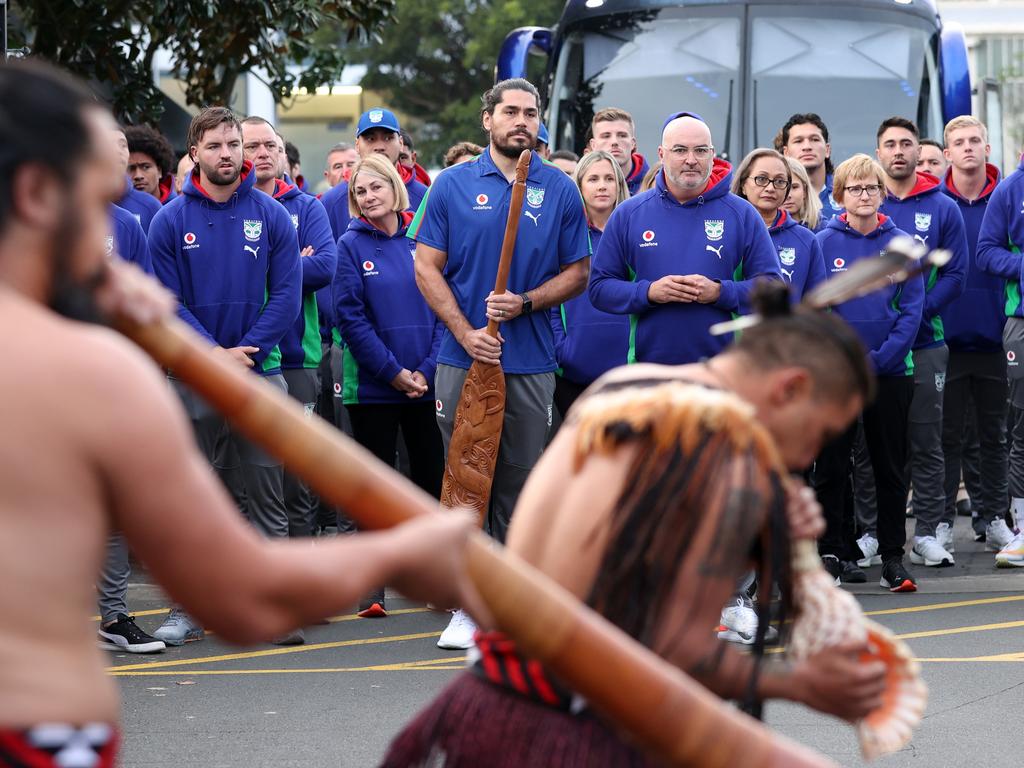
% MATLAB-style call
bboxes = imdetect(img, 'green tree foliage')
[10,0,396,124]
[354,0,562,165]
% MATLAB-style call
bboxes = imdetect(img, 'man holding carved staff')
[410,78,590,649]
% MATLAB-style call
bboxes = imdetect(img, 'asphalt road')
[109,518,1024,767]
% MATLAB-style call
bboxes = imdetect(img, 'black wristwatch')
[519,292,533,314]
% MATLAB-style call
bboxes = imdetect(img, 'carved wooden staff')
[439,148,532,522]
[114,311,834,768]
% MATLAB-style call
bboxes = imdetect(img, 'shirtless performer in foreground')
[0,61,486,766]
[384,285,888,766]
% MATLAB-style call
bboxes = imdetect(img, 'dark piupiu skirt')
[380,672,660,767]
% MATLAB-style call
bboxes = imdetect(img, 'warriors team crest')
[526,187,545,208]
[104,235,114,257]
[704,219,724,241]
[915,213,932,232]
[778,247,796,266]
[243,219,263,242]
[369,109,384,123]
[290,214,299,230]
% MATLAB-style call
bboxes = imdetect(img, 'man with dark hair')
[284,140,308,192]
[0,58,483,768]
[241,115,336,554]
[411,77,590,648]
[399,128,432,187]
[111,124,161,233]
[875,116,970,571]
[917,138,947,178]
[125,124,176,204]
[148,105,303,645]
[324,141,359,188]
[589,107,648,195]
[781,113,841,226]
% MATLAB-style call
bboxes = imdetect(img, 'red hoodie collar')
[627,153,646,182]
[158,174,175,204]
[397,162,414,186]
[839,211,889,231]
[769,208,789,231]
[413,162,432,187]
[891,171,940,200]
[190,160,253,200]
[272,178,296,199]
[943,163,999,201]
[658,157,731,199]
[359,210,414,234]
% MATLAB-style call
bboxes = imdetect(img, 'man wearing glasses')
[589,111,780,364]
[876,117,970,571]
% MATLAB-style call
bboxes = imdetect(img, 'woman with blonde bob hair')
[782,157,824,231]
[332,152,443,617]
[550,151,631,417]
[813,153,924,595]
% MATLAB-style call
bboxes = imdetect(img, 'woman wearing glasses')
[813,154,924,594]
[732,148,826,300]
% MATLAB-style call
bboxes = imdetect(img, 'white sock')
[1012,498,1024,530]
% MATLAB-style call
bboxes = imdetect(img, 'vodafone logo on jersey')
[472,192,492,211]
[183,231,199,250]
[1009,350,1018,363]
[639,229,658,248]
[362,260,379,277]
[832,257,847,272]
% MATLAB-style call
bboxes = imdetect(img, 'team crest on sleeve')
[243,219,263,242]
[290,214,299,230]
[104,235,114,258]
[704,220,724,241]
[778,247,796,266]
[526,187,545,208]
[914,213,932,232]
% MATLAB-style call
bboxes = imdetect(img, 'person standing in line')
[110,125,161,233]
[781,113,842,227]
[781,156,823,231]
[588,108,649,195]
[125,124,177,204]
[917,139,948,178]
[324,142,360,189]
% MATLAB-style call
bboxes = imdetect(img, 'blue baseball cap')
[538,123,550,145]
[662,111,705,130]
[356,107,401,137]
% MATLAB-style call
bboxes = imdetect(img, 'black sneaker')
[821,555,842,585]
[880,559,917,592]
[840,560,867,583]
[98,613,166,654]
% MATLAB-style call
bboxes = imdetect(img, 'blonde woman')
[781,156,823,230]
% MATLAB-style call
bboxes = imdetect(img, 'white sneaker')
[909,535,954,567]
[437,609,476,650]
[986,519,1016,551]
[718,596,778,645]
[935,522,955,553]
[856,533,881,567]
[996,531,1024,568]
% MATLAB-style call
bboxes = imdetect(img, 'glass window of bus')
[549,7,742,162]
[748,6,943,164]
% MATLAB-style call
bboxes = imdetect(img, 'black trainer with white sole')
[880,559,917,592]
[98,613,166,653]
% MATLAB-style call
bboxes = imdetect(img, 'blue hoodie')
[149,162,302,375]
[272,179,337,369]
[626,153,650,196]
[942,164,1004,352]
[977,155,1024,319]
[818,174,843,230]
[109,204,151,273]
[769,209,826,300]
[817,214,924,377]
[321,163,429,242]
[334,212,442,405]
[551,226,630,384]
[589,160,781,364]
[116,178,161,234]
[879,172,968,350]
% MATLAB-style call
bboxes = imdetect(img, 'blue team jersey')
[408,149,590,374]
[108,203,151,273]
[116,179,161,234]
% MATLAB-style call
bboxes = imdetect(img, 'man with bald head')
[590,111,780,363]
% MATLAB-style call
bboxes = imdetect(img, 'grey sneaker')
[986,519,1016,552]
[272,628,305,646]
[718,595,779,645]
[909,535,954,567]
[856,533,881,567]
[153,608,204,646]
[935,522,955,553]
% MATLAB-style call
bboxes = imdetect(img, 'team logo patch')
[833,257,846,269]
[369,109,384,124]
[435,399,443,412]
[642,230,655,242]
[290,214,299,230]
[915,213,932,232]
[476,194,488,205]
[934,372,946,393]
[526,187,545,208]
[333,382,342,395]
[104,235,114,257]
[184,232,197,245]
[362,260,375,272]
[1009,350,1017,363]
[778,247,796,266]
[243,219,263,242]
[704,219,724,241]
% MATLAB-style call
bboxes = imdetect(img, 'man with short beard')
[148,106,303,645]
[411,78,590,649]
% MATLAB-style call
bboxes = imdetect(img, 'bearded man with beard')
[410,78,590,650]
[148,106,303,646]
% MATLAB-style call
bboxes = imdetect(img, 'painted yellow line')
[895,619,1024,641]
[862,595,1024,618]
[92,606,431,623]
[107,630,442,672]
[111,656,468,677]
[917,652,1024,663]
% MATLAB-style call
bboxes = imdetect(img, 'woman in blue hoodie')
[814,154,924,594]
[333,155,444,616]
[732,149,826,301]
[549,151,631,418]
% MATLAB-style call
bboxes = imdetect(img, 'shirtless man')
[0,60,484,766]
[383,284,887,766]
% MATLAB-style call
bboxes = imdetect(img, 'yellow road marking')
[862,595,1024,617]
[895,619,1024,641]
[111,656,468,676]
[107,631,442,672]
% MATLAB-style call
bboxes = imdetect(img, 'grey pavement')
[109,516,1024,767]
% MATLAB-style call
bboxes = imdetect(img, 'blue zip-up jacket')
[149,162,302,375]
[551,226,630,384]
[879,172,968,350]
[818,174,843,230]
[769,209,826,300]
[978,155,1024,319]
[109,204,151,273]
[116,177,161,234]
[942,164,1004,352]
[272,179,337,369]
[334,213,442,405]
[589,159,781,364]
[626,153,650,196]
[817,214,924,376]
